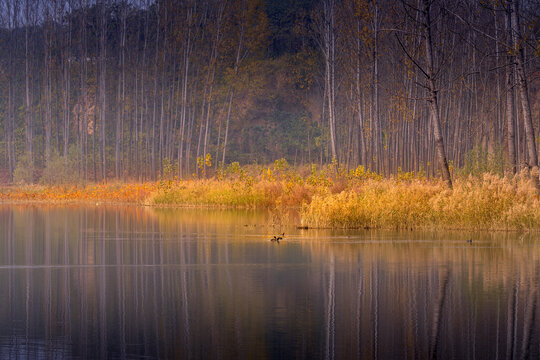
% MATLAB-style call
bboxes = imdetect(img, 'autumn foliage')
[0,183,156,203]
[1,160,540,230]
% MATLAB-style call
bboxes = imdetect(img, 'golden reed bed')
[1,164,539,230]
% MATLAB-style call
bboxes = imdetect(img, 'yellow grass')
[301,172,540,230]
[1,161,539,230]
[147,178,315,208]
[0,182,156,203]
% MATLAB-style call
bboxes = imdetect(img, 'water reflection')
[0,205,539,359]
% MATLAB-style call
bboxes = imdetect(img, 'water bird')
[270,233,284,242]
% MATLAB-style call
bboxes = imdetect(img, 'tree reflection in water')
[0,205,538,359]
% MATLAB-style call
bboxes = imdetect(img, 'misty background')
[0,0,538,183]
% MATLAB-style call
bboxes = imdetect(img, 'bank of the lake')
[1,165,539,230]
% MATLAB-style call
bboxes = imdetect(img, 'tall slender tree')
[509,0,538,172]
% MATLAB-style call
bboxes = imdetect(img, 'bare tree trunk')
[63,4,72,162]
[196,70,211,177]
[24,0,33,166]
[222,0,246,166]
[151,0,161,178]
[202,4,225,175]
[43,4,52,165]
[372,0,379,172]
[99,0,107,181]
[509,0,539,174]
[116,3,127,179]
[178,6,193,178]
[158,10,169,175]
[324,0,337,162]
[7,65,15,179]
[137,0,150,180]
[222,89,234,166]
[79,0,89,182]
[215,88,229,166]
[492,11,501,160]
[202,71,216,176]
[5,0,18,181]
[185,65,200,176]
[505,7,517,174]
[423,0,452,189]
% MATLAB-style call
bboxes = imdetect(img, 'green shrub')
[40,147,80,185]
[13,153,34,184]
[460,144,505,177]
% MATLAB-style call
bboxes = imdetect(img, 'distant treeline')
[0,0,538,183]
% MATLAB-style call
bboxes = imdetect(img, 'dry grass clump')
[148,178,317,208]
[430,172,540,230]
[301,171,540,230]
[0,182,155,203]
[302,179,440,229]
[2,158,539,230]
[149,179,273,208]
[148,159,319,208]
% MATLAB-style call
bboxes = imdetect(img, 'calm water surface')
[0,205,539,359]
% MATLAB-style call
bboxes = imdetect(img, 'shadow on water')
[0,204,539,359]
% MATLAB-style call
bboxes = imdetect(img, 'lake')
[0,205,539,359]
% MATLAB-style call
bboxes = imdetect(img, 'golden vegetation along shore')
[0,182,155,203]
[1,160,539,230]
[302,174,540,230]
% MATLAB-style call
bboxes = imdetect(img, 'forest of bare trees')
[0,0,538,183]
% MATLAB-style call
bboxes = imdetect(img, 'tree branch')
[395,33,430,79]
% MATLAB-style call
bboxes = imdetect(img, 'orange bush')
[0,182,160,204]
